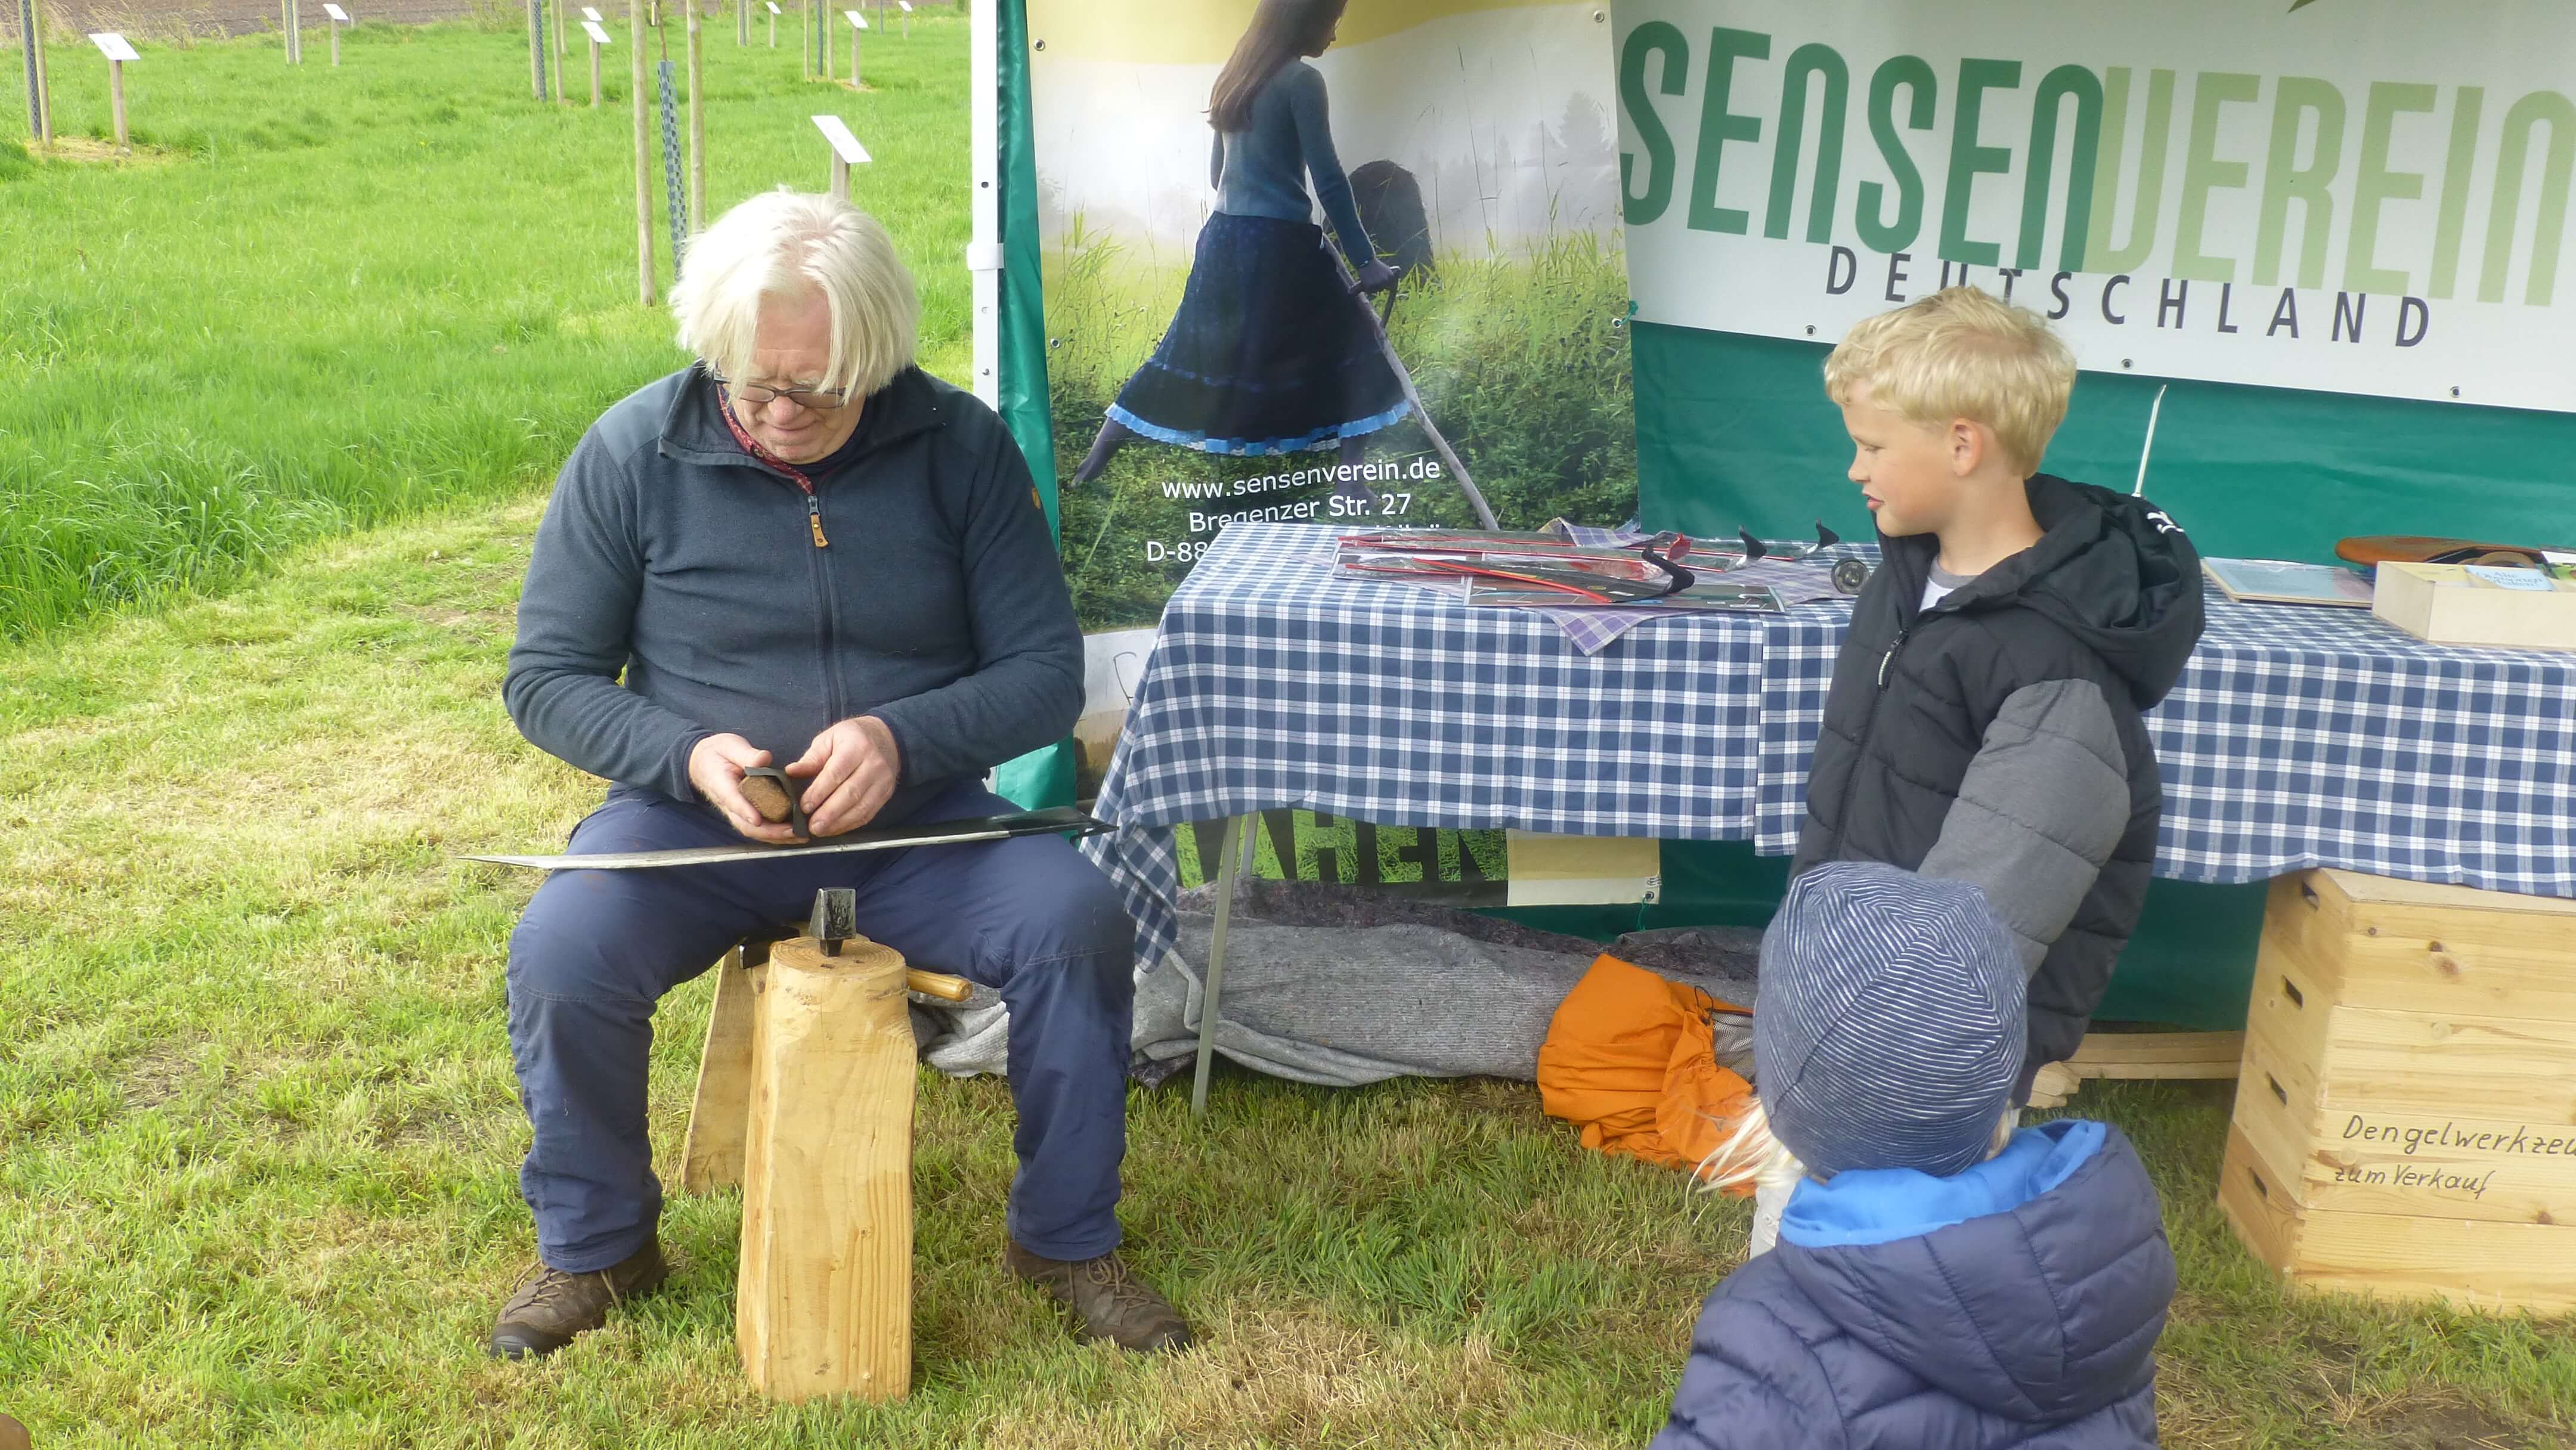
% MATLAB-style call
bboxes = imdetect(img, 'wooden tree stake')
[30,0,52,145]
[736,935,914,1402]
[631,0,654,303]
[685,2,704,230]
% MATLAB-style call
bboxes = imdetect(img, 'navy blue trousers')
[506,780,1135,1274]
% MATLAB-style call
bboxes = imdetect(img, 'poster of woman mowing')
[1069,0,1408,489]
[1029,0,1637,632]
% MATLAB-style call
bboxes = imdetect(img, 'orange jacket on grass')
[1536,955,1754,1193]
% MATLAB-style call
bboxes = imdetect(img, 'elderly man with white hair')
[489,190,1189,1359]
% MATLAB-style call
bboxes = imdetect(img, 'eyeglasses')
[711,373,853,411]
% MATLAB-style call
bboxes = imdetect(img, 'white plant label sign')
[813,113,871,164]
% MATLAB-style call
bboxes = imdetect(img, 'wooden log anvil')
[680,888,965,1402]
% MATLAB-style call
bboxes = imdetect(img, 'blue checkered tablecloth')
[1082,523,2576,977]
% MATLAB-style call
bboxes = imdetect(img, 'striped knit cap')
[1755,861,2027,1178]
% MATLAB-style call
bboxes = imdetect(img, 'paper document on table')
[2203,558,2375,608]
[2465,565,2555,591]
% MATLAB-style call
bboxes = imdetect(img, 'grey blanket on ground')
[913,884,1763,1088]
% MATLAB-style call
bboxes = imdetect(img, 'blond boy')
[1791,286,2206,1099]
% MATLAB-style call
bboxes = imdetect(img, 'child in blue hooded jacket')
[1652,861,2178,1450]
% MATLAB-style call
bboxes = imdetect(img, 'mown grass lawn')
[5,505,2575,1448]
[5,13,2576,1450]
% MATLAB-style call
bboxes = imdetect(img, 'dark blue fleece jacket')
[504,363,1082,825]
[1652,1121,2175,1450]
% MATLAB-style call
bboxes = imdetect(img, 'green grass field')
[1,8,968,643]
[5,14,2576,1450]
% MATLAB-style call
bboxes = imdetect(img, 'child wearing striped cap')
[1651,860,2177,1450]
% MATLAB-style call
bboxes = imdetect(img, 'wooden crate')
[2216,869,2576,1316]
[2372,560,2576,651]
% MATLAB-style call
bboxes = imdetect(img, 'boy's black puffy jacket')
[1792,476,2204,1090]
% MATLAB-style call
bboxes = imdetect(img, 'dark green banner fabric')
[1634,320,2576,560]
[990,0,1073,810]
[997,0,1060,538]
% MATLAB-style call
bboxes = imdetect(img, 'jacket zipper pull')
[1878,627,1909,688]
[806,494,829,549]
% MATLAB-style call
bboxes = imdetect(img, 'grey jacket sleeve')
[863,435,1083,788]
[503,431,714,801]
[1284,65,1374,262]
[1915,679,2132,973]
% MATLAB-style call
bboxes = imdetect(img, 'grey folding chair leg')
[1190,814,1249,1119]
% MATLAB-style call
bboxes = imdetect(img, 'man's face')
[1839,388,1963,538]
[728,288,865,465]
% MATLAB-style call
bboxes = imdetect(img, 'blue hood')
[1775,1120,2175,1422]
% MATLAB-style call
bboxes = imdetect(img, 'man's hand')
[1351,258,1400,295]
[689,733,806,845]
[787,716,902,837]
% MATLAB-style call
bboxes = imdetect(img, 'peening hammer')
[796,888,974,1002]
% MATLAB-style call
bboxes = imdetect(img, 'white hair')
[1694,1095,2023,1203]
[1695,1097,1809,1201]
[670,188,919,398]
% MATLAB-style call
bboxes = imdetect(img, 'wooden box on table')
[2218,868,2576,1316]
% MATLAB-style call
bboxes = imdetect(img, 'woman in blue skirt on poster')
[1070,0,1406,486]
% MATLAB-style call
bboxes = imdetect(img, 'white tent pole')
[965,0,1001,409]
[2132,383,2168,497]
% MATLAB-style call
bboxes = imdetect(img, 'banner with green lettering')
[1611,0,2575,561]
[1617,0,2571,409]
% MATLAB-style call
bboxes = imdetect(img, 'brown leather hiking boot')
[1005,1242,1194,1353]
[487,1239,670,1361]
